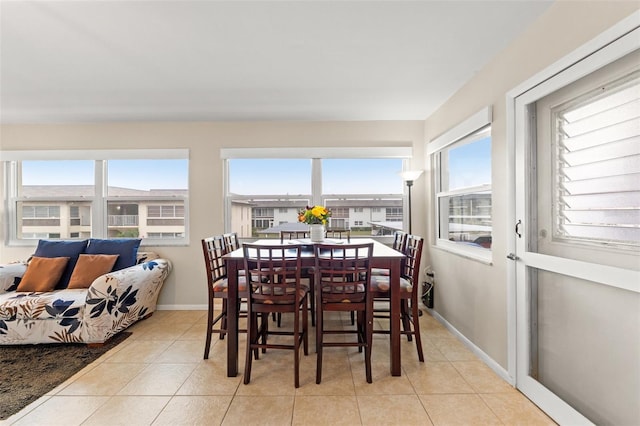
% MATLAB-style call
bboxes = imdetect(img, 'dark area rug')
[0,332,131,420]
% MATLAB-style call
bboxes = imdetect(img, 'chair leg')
[294,336,300,388]
[220,299,228,340]
[204,299,214,359]
[302,297,309,356]
[261,313,269,354]
[365,306,373,384]
[294,306,301,388]
[356,310,364,353]
[308,274,315,327]
[244,311,256,384]
[316,305,323,384]
[401,300,412,342]
[411,301,424,362]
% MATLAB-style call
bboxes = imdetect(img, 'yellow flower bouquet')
[298,205,331,225]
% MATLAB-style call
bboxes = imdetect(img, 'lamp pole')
[406,179,414,234]
[399,170,423,235]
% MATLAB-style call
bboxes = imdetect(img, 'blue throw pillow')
[85,238,141,272]
[33,239,89,289]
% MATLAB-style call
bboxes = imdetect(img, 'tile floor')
[5,308,556,425]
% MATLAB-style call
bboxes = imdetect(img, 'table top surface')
[223,238,404,260]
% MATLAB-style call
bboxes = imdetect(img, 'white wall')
[0,121,425,308]
[423,0,640,369]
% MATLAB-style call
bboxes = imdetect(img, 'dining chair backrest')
[325,228,351,241]
[392,231,407,252]
[314,242,375,384]
[280,231,309,243]
[202,236,227,283]
[222,232,240,253]
[314,243,373,304]
[243,244,304,305]
[402,234,424,287]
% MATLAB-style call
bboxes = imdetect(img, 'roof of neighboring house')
[369,221,404,231]
[230,196,403,209]
[21,185,187,197]
[258,222,310,234]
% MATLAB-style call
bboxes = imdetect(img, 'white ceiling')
[0,1,553,123]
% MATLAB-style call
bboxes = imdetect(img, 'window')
[429,107,492,260]
[22,205,60,226]
[223,148,410,239]
[69,205,91,226]
[147,205,184,218]
[551,71,639,247]
[331,207,349,218]
[385,207,403,221]
[147,232,184,238]
[22,232,60,240]
[3,150,189,245]
[106,158,188,240]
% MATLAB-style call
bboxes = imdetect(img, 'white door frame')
[505,11,640,424]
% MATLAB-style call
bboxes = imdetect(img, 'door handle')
[515,220,522,238]
[507,253,519,261]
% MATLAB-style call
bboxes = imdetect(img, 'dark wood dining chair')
[279,229,316,326]
[325,227,351,241]
[372,230,406,276]
[242,243,309,388]
[202,235,248,359]
[352,230,406,326]
[222,232,240,253]
[280,230,309,242]
[370,234,425,362]
[314,242,374,384]
[222,231,246,277]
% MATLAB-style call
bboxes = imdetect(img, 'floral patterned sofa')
[0,251,172,345]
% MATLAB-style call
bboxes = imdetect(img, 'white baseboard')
[156,304,207,310]
[428,308,516,386]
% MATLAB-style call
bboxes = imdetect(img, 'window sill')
[433,240,493,265]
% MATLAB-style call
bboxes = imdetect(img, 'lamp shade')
[399,170,424,182]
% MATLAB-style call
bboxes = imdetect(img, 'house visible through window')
[4,151,188,245]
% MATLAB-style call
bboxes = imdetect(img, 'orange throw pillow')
[17,256,70,292]
[67,254,119,289]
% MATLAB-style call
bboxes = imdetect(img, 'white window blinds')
[553,70,640,246]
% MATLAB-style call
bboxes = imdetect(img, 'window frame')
[2,149,189,247]
[221,147,412,242]
[428,107,493,263]
[548,69,640,249]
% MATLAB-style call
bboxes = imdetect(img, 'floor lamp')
[399,170,423,234]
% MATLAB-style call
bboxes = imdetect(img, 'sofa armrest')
[81,258,172,342]
[0,262,27,294]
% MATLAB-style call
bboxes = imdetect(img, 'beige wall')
[0,121,425,307]
[423,1,640,369]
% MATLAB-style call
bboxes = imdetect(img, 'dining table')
[222,237,406,378]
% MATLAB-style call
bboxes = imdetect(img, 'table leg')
[390,258,401,376]
[226,259,239,377]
